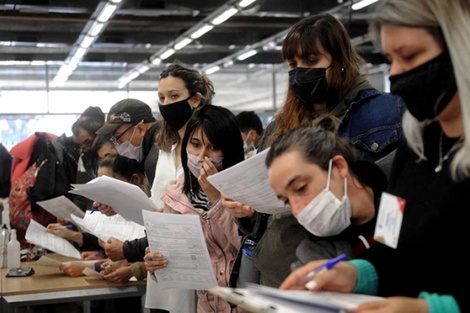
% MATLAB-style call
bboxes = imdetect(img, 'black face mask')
[158,97,193,131]
[289,67,328,105]
[390,52,457,121]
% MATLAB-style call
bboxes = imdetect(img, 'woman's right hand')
[221,194,255,218]
[92,201,116,216]
[280,259,358,292]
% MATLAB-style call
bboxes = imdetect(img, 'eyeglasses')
[110,124,135,146]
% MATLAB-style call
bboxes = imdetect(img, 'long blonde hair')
[370,0,470,181]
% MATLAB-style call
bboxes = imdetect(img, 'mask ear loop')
[326,159,333,190]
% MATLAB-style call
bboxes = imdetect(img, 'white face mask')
[116,126,143,161]
[296,160,351,237]
[243,130,256,159]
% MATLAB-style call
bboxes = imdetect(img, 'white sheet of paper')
[69,175,156,225]
[36,195,85,224]
[247,284,383,311]
[206,148,289,214]
[70,210,146,242]
[25,220,81,259]
[143,210,217,290]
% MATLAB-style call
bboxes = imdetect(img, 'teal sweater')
[349,259,460,313]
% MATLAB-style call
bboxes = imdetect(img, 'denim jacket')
[338,88,405,162]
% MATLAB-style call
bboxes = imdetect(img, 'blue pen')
[53,224,73,230]
[90,207,98,214]
[297,253,348,289]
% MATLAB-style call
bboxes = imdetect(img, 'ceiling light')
[160,48,175,60]
[174,38,192,50]
[205,66,220,75]
[97,3,118,23]
[151,58,162,65]
[190,25,214,39]
[136,63,150,74]
[72,47,87,60]
[80,36,95,49]
[238,0,257,8]
[211,8,238,25]
[352,0,380,10]
[237,49,258,61]
[89,22,105,37]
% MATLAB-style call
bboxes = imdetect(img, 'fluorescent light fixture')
[80,35,95,48]
[136,63,150,74]
[97,3,118,23]
[211,7,238,25]
[238,0,256,8]
[89,22,105,37]
[174,38,192,50]
[205,66,220,75]
[151,57,162,65]
[190,24,214,39]
[237,49,257,61]
[110,0,122,3]
[224,60,234,67]
[72,47,87,60]
[160,48,175,60]
[352,0,380,10]
[117,77,131,89]
[128,71,140,80]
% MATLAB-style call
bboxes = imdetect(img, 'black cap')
[96,98,156,135]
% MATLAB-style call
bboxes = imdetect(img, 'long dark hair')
[181,104,244,195]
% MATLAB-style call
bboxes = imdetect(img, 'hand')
[81,250,106,260]
[279,259,357,292]
[102,265,134,283]
[221,194,255,218]
[198,156,221,203]
[355,297,428,313]
[99,237,125,261]
[59,261,90,277]
[143,247,168,274]
[92,201,116,216]
[47,223,81,243]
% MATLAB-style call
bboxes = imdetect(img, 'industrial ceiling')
[0,0,388,112]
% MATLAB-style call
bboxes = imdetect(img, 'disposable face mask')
[243,131,256,158]
[187,154,224,178]
[289,67,328,105]
[390,52,457,121]
[296,160,351,237]
[115,126,143,162]
[158,97,193,131]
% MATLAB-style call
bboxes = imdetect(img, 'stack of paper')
[69,175,156,225]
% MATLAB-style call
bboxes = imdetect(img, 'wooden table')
[1,254,146,313]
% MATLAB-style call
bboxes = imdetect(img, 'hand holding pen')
[280,253,353,291]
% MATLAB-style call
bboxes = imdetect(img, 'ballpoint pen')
[296,253,348,290]
[90,207,98,214]
[52,224,73,230]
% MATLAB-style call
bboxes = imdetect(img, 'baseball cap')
[96,98,156,135]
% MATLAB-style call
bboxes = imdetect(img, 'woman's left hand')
[198,156,221,203]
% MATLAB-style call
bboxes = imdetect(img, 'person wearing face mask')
[96,64,216,313]
[235,111,264,160]
[280,1,470,313]
[222,13,405,289]
[144,104,245,313]
[96,98,160,186]
[265,115,387,271]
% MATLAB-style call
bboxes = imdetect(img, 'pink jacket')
[162,174,241,313]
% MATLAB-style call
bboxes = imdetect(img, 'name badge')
[373,192,405,249]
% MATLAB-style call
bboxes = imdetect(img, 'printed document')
[37,195,85,225]
[25,220,81,259]
[209,284,383,313]
[143,210,217,290]
[70,210,146,242]
[69,175,156,225]
[206,148,289,214]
